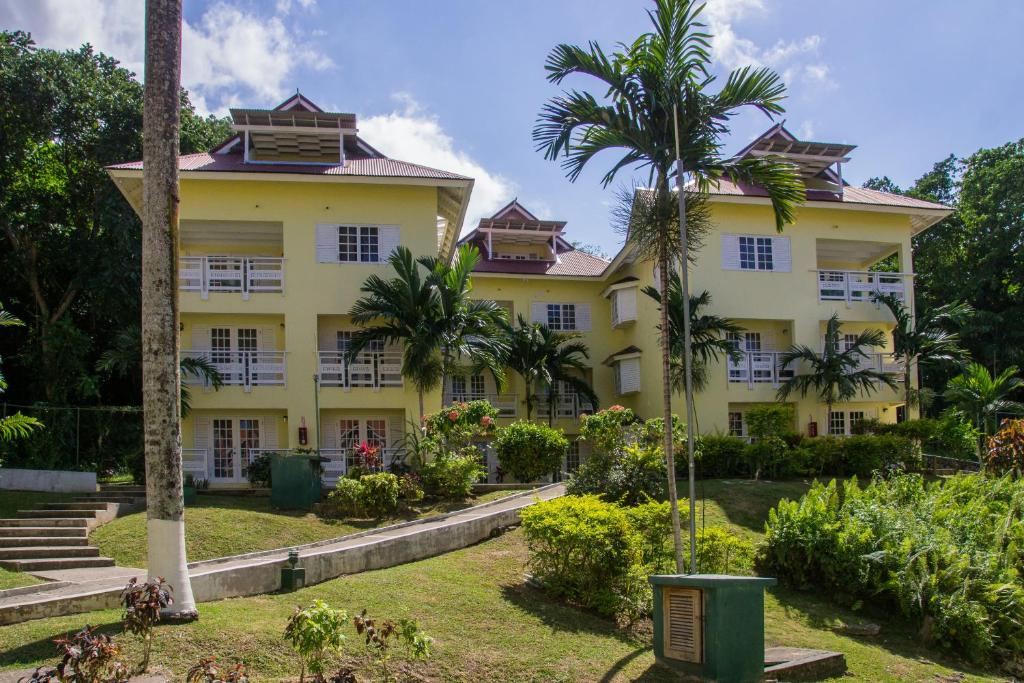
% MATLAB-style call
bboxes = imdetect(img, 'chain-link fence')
[0,402,143,476]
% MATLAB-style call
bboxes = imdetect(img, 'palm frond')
[0,412,42,442]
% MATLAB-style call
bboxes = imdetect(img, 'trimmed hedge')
[493,421,568,482]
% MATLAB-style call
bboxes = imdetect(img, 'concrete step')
[100,486,145,493]
[0,546,100,559]
[0,526,87,537]
[0,557,115,572]
[74,495,141,502]
[0,518,90,528]
[40,502,112,511]
[0,536,89,547]
[16,510,98,519]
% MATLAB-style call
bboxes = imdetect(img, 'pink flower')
[448,410,459,422]
[481,415,493,426]
[609,405,625,411]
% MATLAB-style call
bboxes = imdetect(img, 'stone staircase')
[0,487,145,573]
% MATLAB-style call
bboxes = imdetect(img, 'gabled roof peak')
[490,198,538,222]
[274,92,324,113]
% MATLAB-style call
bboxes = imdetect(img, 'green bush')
[801,434,920,477]
[420,451,485,499]
[856,413,979,461]
[743,435,789,480]
[493,421,568,482]
[745,405,794,441]
[696,435,747,478]
[246,452,273,488]
[578,406,637,455]
[322,478,362,519]
[694,527,755,575]
[358,473,400,518]
[623,500,676,571]
[397,472,424,503]
[760,474,1024,663]
[424,399,498,448]
[566,443,667,505]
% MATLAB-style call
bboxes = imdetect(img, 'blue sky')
[3,0,1021,253]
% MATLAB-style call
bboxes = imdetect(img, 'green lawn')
[686,477,815,541]
[0,569,42,590]
[0,491,70,519]
[92,490,517,568]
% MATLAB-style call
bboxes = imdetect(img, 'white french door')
[210,327,259,384]
[336,416,389,471]
[210,417,262,483]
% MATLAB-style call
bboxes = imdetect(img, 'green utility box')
[650,574,776,683]
[270,453,324,510]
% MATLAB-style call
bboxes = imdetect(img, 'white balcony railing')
[180,256,284,300]
[319,447,403,486]
[536,393,596,420]
[182,350,286,391]
[318,351,403,389]
[443,392,518,418]
[855,352,906,376]
[727,351,797,388]
[817,270,907,305]
[182,448,209,479]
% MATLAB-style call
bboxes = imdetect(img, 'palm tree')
[541,328,599,427]
[944,363,1024,441]
[874,293,972,412]
[420,244,508,403]
[140,0,197,619]
[504,317,548,420]
[0,305,43,443]
[777,314,899,430]
[642,278,743,394]
[348,246,445,423]
[534,0,804,571]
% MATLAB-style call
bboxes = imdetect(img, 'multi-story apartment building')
[108,96,950,487]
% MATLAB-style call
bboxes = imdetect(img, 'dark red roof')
[467,244,609,277]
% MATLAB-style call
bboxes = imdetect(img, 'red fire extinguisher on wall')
[807,420,818,437]
[298,417,309,446]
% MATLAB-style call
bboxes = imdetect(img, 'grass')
[0,491,70,519]
[92,490,517,568]
[686,477,814,541]
[0,569,42,590]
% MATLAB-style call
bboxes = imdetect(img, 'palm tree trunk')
[905,355,913,418]
[548,387,555,427]
[658,251,685,574]
[418,390,425,429]
[141,0,196,620]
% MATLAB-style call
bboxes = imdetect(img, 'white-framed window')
[722,235,791,272]
[470,374,486,398]
[566,441,581,473]
[317,224,399,264]
[849,410,866,433]
[828,411,846,436]
[728,411,745,437]
[547,303,576,331]
[738,236,773,270]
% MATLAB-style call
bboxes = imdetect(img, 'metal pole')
[76,407,81,467]
[674,105,698,574]
[313,373,321,454]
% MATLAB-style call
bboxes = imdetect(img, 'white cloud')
[797,120,816,140]
[704,0,835,92]
[0,0,333,114]
[359,95,515,234]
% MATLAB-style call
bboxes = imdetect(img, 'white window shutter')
[322,419,338,449]
[262,418,278,451]
[618,358,641,394]
[388,415,404,450]
[721,235,741,270]
[530,302,546,324]
[378,226,400,261]
[316,224,339,263]
[772,236,791,272]
[191,326,211,350]
[194,416,210,450]
[259,326,276,351]
[575,303,591,331]
[620,288,637,322]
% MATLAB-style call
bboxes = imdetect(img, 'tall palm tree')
[541,328,599,427]
[777,314,898,430]
[944,363,1024,441]
[420,244,508,403]
[642,278,743,394]
[348,246,444,423]
[874,293,972,413]
[0,305,42,443]
[140,0,197,619]
[504,317,548,420]
[534,0,804,571]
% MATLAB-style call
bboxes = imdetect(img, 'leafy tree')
[944,362,1024,440]
[0,305,43,446]
[533,0,803,571]
[777,314,898,427]
[874,293,972,412]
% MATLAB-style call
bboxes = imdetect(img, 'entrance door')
[210,417,261,483]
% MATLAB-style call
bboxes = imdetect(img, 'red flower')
[609,405,625,411]
[448,410,459,422]
[481,415,493,426]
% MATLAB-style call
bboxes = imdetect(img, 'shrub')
[743,435,789,480]
[120,577,172,672]
[186,657,249,683]
[566,443,667,504]
[745,405,794,441]
[357,473,400,518]
[420,451,485,499]
[696,435,747,478]
[396,472,424,503]
[424,400,498,448]
[987,418,1024,475]
[352,609,432,681]
[760,474,1024,664]
[322,478,362,519]
[246,452,272,488]
[856,413,979,461]
[694,527,755,575]
[578,405,637,455]
[283,600,348,683]
[26,625,129,683]
[493,421,568,482]
[622,500,675,571]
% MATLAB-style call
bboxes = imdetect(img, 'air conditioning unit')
[651,574,776,682]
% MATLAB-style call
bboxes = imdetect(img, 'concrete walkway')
[0,484,563,625]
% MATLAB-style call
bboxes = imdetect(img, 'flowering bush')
[493,421,568,482]
[424,400,498,446]
[578,406,637,456]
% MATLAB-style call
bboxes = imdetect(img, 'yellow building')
[109,97,950,487]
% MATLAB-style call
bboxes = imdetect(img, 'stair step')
[0,546,100,559]
[0,518,90,528]
[0,526,87,537]
[40,502,112,511]
[0,557,115,572]
[16,510,98,519]
[0,536,89,547]
[100,486,145,493]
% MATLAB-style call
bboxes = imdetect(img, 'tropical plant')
[986,418,1024,476]
[284,600,348,683]
[777,314,898,428]
[874,292,972,410]
[25,625,129,683]
[352,609,432,682]
[186,657,249,683]
[533,0,804,570]
[492,421,568,482]
[0,304,42,445]
[120,577,172,672]
[944,362,1024,440]
[642,280,742,393]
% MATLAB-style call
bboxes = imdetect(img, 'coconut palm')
[944,363,1024,440]
[643,278,743,393]
[533,0,804,571]
[874,292,972,412]
[777,314,898,430]
[0,305,43,443]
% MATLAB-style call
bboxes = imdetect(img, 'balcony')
[727,351,796,388]
[318,351,403,389]
[442,392,517,417]
[855,352,905,376]
[180,256,284,299]
[537,393,595,420]
[816,270,907,305]
[182,350,286,391]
